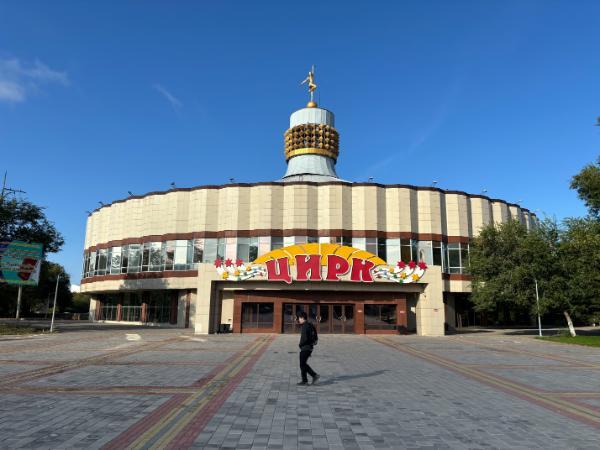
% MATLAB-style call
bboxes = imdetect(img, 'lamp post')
[534,278,542,337]
[50,273,61,333]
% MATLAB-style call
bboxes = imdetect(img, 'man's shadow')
[313,369,388,386]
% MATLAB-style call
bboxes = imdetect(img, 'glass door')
[316,304,331,333]
[332,304,354,333]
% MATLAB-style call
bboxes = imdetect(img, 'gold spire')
[300,65,317,107]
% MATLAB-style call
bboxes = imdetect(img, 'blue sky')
[1,0,599,283]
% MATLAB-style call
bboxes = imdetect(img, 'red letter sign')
[265,257,292,284]
[326,255,350,281]
[295,255,322,281]
[350,258,375,282]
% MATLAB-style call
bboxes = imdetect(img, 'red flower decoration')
[408,261,417,269]
[214,258,222,267]
[397,261,406,269]
[418,261,428,270]
[236,258,244,267]
[225,258,233,267]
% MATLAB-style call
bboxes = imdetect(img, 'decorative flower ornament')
[371,260,427,284]
[215,259,267,281]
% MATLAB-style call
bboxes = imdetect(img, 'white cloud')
[70,284,80,293]
[153,83,182,110]
[0,57,68,103]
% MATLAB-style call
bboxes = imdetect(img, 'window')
[150,242,163,271]
[110,247,121,274]
[88,251,97,276]
[203,238,225,263]
[307,236,319,243]
[401,239,412,262]
[364,304,397,330]
[377,238,386,261]
[447,243,461,274]
[163,241,175,270]
[271,236,283,250]
[432,241,442,267]
[147,291,171,323]
[352,237,366,250]
[142,243,151,271]
[366,238,377,256]
[97,249,108,276]
[417,241,433,265]
[386,239,400,264]
[241,303,274,329]
[127,244,141,273]
[121,245,129,273]
[193,239,204,264]
[237,237,259,263]
[174,240,189,270]
[461,244,470,274]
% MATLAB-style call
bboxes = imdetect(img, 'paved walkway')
[0,328,598,449]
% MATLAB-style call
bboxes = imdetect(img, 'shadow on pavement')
[315,369,389,386]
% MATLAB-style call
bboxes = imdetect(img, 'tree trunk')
[563,311,577,337]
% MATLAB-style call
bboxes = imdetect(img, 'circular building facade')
[81,94,535,336]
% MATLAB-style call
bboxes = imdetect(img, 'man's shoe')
[311,374,320,385]
[297,381,308,386]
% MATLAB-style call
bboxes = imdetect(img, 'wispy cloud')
[153,83,182,111]
[0,57,69,103]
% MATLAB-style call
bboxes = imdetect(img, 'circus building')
[81,70,535,336]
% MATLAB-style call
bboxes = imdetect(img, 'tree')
[570,156,600,218]
[0,196,66,316]
[0,197,64,254]
[469,219,565,325]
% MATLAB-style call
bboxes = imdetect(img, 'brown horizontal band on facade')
[88,182,533,216]
[443,274,472,281]
[84,230,470,251]
[80,270,198,284]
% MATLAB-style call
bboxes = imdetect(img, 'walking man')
[297,311,320,386]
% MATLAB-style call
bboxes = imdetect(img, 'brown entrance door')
[332,304,354,333]
[316,304,331,333]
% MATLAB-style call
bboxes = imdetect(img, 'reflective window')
[121,245,129,273]
[174,240,189,270]
[127,244,141,273]
[432,241,442,267]
[364,304,397,330]
[193,239,204,264]
[237,237,259,262]
[241,303,274,329]
[271,237,283,250]
[447,243,461,274]
[163,241,175,270]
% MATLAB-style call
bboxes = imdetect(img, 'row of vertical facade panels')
[85,184,534,248]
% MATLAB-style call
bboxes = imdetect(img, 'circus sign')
[214,243,427,284]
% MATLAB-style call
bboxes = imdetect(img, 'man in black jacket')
[297,311,320,386]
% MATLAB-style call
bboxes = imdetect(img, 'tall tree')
[570,156,600,218]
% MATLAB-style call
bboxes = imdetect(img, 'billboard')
[0,241,43,286]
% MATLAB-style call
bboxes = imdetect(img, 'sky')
[1,0,599,284]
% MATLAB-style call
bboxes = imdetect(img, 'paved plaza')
[0,327,598,449]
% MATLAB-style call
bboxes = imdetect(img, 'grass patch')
[0,324,45,335]
[536,335,600,348]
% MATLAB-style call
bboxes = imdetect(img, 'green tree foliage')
[0,197,64,254]
[70,293,91,313]
[570,156,600,218]
[1,196,68,316]
[559,217,600,322]
[469,219,565,323]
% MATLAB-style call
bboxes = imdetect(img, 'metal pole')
[535,278,542,337]
[15,285,22,319]
[50,273,61,333]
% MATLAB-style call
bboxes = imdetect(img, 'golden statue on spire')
[300,65,318,107]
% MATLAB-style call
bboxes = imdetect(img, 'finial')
[300,65,317,107]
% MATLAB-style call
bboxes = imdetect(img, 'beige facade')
[81,181,533,336]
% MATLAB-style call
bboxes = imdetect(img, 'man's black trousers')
[299,350,316,382]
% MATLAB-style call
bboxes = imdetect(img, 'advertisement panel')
[0,241,43,286]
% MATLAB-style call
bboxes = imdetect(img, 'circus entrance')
[283,303,354,334]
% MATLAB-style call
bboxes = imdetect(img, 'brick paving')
[0,328,598,449]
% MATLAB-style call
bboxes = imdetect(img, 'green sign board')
[0,241,43,286]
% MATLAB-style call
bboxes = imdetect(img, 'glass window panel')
[352,237,366,250]
[217,238,226,260]
[400,245,411,263]
[432,241,442,266]
[258,303,274,328]
[249,237,259,262]
[121,245,129,273]
[417,241,433,265]
[271,237,283,250]
[461,244,470,274]
[127,244,141,273]
[163,241,175,270]
[342,236,352,247]
[110,247,121,274]
[142,243,151,271]
[89,251,97,276]
[386,239,400,264]
[150,242,162,271]
[204,238,217,263]
[448,245,461,270]
[377,238,386,261]
[307,236,318,243]
[174,240,189,270]
[193,239,204,264]
[364,304,397,329]
[366,238,377,255]
[236,237,250,262]
[294,236,307,245]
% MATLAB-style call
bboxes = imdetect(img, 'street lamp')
[50,272,62,333]
[534,278,542,337]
